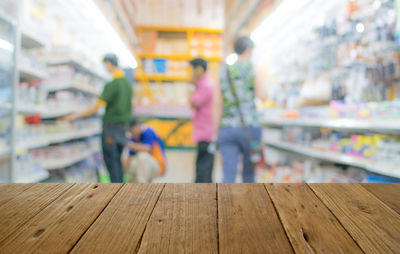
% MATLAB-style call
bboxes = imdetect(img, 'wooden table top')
[0,183,399,253]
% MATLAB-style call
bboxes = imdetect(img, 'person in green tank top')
[63,53,132,183]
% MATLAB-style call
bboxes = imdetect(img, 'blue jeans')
[102,124,128,183]
[218,127,262,183]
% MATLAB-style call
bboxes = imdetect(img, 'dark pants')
[195,141,214,183]
[102,124,128,183]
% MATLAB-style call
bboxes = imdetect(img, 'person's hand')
[60,114,78,122]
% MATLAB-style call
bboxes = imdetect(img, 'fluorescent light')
[226,53,238,66]
[356,23,365,33]
[87,0,137,69]
[0,38,14,52]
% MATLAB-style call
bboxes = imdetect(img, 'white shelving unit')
[14,170,49,183]
[0,149,11,159]
[47,58,109,81]
[16,128,101,151]
[19,64,48,81]
[0,8,17,25]
[46,82,101,96]
[16,104,76,119]
[265,140,400,179]
[40,148,100,170]
[21,29,47,49]
[262,118,400,133]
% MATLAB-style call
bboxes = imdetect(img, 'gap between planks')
[134,183,166,254]
[262,184,296,254]
[67,183,129,253]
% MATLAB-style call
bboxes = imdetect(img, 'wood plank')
[310,183,400,254]
[0,183,122,254]
[71,183,165,253]
[265,183,363,254]
[361,183,400,215]
[0,183,34,206]
[218,183,293,254]
[138,184,218,254]
[0,183,73,244]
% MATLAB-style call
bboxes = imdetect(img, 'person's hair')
[103,53,119,67]
[129,117,140,128]
[189,58,207,72]
[234,36,254,55]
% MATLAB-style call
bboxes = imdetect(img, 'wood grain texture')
[71,183,165,253]
[0,183,72,244]
[0,183,122,254]
[310,183,400,254]
[266,183,363,254]
[138,184,218,254]
[218,183,293,254]
[0,183,34,206]
[361,183,400,215]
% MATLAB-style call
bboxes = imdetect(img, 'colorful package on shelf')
[329,100,400,120]
[364,174,400,183]
[18,81,47,107]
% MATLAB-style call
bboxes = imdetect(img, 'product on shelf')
[141,59,189,76]
[19,51,47,76]
[263,126,400,172]
[261,100,400,122]
[258,145,399,183]
[46,154,102,183]
[257,0,400,109]
[14,153,49,182]
[30,137,101,168]
[134,0,224,28]
[46,64,104,91]
[15,117,101,149]
[189,33,222,58]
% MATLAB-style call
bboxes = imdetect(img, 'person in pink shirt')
[189,58,215,183]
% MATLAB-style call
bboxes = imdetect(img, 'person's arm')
[254,66,268,101]
[62,101,103,121]
[212,81,222,141]
[126,141,151,153]
[191,84,211,110]
[62,82,112,121]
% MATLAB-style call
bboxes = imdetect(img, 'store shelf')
[19,65,48,81]
[47,82,101,96]
[16,140,50,152]
[0,9,17,25]
[47,58,109,81]
[0,148,10,159]
[138,53,222,62]
[16,128,101,152]
[262,117,400,133]
[21,30,47,49]
[135,74,189,81]
[265,140,400,179]
[136,25,222,33]
[16,104,43,115]
[14,170,49,183]
[41,148,100,170]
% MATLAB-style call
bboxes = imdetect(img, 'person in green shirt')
[64,53,132,182]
